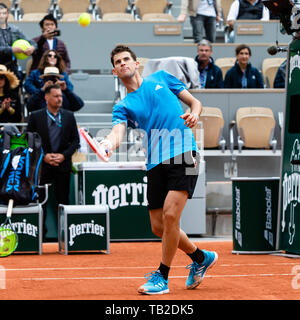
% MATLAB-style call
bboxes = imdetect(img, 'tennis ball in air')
[12,39,31,60]
[78,13,91,27]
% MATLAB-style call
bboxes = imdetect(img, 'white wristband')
[191,112,199,120]
[100,138,113,150]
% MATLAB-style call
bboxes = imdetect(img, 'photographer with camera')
[26,67,83,113]
[30,14,71,74]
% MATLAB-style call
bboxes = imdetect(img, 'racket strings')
[0,228,18,257]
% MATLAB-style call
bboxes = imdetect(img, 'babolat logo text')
[92,178,148,209]
[6,154,25,192]
[69,220,105,246]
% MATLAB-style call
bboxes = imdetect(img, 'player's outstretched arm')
[178,89,202,128]
[100,122,126,156]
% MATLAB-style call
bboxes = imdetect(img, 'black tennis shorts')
[146,151,199,210]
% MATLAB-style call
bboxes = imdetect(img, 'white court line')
[2,262,299,272]
[13,273,293,281]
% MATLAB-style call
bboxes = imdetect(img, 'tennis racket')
[0,199,18,257]
[79,128,109,162]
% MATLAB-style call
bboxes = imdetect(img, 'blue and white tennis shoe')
[185,250,218,289]
[138,271,169,295]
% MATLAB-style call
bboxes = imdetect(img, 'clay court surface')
[0,239,299,300]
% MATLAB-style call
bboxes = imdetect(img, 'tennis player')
[101,45,218,295]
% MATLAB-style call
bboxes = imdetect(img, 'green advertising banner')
[232,178,279,253]
[278,39,300,254]
[77,163,157,241]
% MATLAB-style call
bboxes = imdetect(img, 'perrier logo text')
[69,220,105,246]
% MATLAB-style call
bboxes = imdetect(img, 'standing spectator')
[195,39,223,88]
[226,0,270,42]
[30,14,71,74]
[224,44,264,88]
[27,84,80,239]
[26,67,83,113]
[0,2,36,80]
[24,49,73,95]
[0,64,22,123]
[273,59,286,88]
[177,0,222,43]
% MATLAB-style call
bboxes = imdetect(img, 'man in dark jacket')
[195,40,223,88]
[30,14,71,74]
[27,83,80,239]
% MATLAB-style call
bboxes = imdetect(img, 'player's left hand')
[180,112,199,128]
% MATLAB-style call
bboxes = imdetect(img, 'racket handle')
[7,199,13,218]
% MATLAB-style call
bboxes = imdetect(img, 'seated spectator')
[224,44,264,88]
[24,49,73,95]
[0,64,22,123]
[195,39,224,88]
[30,14,71,74]
[226,0,270,42]
[26,67,83,113]
[273,59,286,88]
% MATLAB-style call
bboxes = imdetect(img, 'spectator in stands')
[0,64,22,123]
[177,0,222,43]
[26,67,83,113]
[30,14,71,74]
[0,2,36,80]
[27,83,80,240]
[195,39,223,88]
[226,0,270,42]
[24,49,73,95]
[224,44,264,88]
[273,59,286,88]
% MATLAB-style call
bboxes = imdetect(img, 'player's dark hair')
[110,45,137,66]
[44,83,61,95]
[235,44,252,56]
[39,13,57,28]
[0,2,7,10]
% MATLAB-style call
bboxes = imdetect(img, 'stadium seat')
[57,0,95,16]
[191,107,226,151]
[236,107,277,152]
[142,13,175,21]
[98,0,133,19]
[1,0,11,9]
[134,0,173,19]
[137,57,149,75]
[102,13,134,21]
[61,12,96,22]
[18,0,52,20]
[262,57,286,88]
[215,57,236,79]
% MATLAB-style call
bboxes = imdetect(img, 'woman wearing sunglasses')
[24,49,74,95]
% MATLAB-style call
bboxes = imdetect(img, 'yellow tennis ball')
[78,13,91,27]
[12,39,31,60]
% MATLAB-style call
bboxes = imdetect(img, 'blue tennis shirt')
[112,70,198,170]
